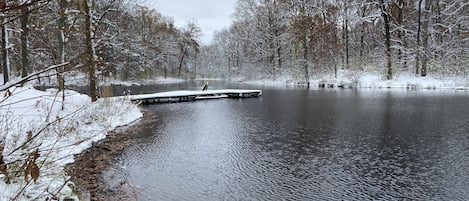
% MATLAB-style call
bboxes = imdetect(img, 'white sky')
[146,0,238,45]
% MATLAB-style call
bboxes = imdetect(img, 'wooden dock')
[129,89,262,105]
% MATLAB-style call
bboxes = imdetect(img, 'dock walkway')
[129,89,262,105]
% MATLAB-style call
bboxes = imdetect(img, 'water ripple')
[107,89,469,200]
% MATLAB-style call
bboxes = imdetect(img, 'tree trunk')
[57,0,66,91]
[194,52,198,79]
[178,48,186,77]
[270,47,275,80]
[415,0,423,75]
[421,0,431,77]
[360,5,367,58]
[302,32,310,87]
[380,0,393,80]
[84,0,98,102]
[164,54,168,79]
[228,57,231,80]
[434,1,442,59]
[276,31,282,71]
[21,7,29,78]
[2,14,10,84]
[268,7,276,80]
[344,0,349,69]
[298,1,310,87]
[396,0,404,69]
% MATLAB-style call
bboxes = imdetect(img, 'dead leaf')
[0,164,7,177]
[22,149,41,183]
[26,131,33,141]
[0,164,9,184]
[31,163,40,183]
[24,162,31,182]
[4,89,12,97]
[31,149,40,161]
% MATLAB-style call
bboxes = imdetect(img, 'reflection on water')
[106,86,469,200]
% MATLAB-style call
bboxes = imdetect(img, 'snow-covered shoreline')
[0,86,142,200]
[242,70,469,90]
[12,69,468,90]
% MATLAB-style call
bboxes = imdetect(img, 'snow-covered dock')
[129,89,262,104]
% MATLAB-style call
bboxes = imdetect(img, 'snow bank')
[356,72,469,89]
[243,70,469,90]
[0,87,142,200]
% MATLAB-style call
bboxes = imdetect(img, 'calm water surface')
[106,83,469,200]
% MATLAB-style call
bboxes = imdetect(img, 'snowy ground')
[0,86,142,200]
[244,70,469,90]
[29,71,185,87]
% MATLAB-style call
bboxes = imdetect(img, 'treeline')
[1,0,467,93]
[199,0,468,84]
[1,0,201,98]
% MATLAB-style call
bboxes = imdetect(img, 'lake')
[105,82,469,200]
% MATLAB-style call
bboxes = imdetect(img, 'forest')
[1,0,468,94]
[204,0,468,84]
[1,0,204,100]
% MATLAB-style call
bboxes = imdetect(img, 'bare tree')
[1,9,10,84]
[420,0,432,77]
[20,6,29,78]
[57,0,66,91]
[343,0,350,69]
[177,21,200,78]
[380,0,393,80]
[84,0,98,101]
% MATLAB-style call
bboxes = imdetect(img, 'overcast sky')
[146,0,238,45]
